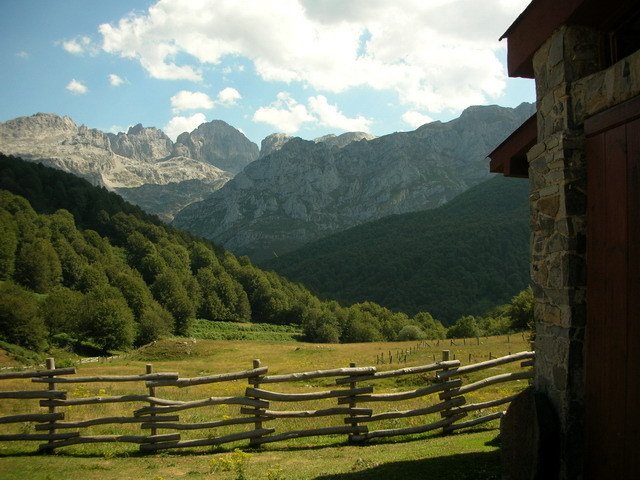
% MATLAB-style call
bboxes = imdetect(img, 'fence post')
[45,358,56,453]
[248,359,265,448]
[439,350,457,434]
[145,364,157,442]
[346,362,362,443]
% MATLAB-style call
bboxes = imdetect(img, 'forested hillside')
[0,154,454,349]
[263,175,530,324]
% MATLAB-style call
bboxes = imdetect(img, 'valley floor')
[0,335,528,479]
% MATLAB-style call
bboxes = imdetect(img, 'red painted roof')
[488,114,536,178]
[501,0,638,78]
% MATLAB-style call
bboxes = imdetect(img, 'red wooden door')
[584,95,640,479]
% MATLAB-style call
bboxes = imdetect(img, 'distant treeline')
[0,155,531,353]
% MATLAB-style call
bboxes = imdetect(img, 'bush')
[136,301,174,346]
[396,325,427,341]
[39,286,83,335]
[78,285,136,350]
[447,315,481,339]
[0,281,48,350]
[14,238,62,293]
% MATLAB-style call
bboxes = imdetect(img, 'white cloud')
[98,0,530,112]
[16,51,29,59]
[402,110,434,129]
[66,79,88,95]
[171,90,215,111]
[109,74,125,86]
[164,112,207,141]
[61,36,96,55]
[253,92,371,133]
[308,95,371,132]
[222,64,245,75]
[170,88,241,112]
[253,92,314,133]
[216,87,241,106]
[108,125,127,134]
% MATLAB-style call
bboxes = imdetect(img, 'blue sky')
[0,0,534,146]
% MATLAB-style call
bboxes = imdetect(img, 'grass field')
[0,334,531,480]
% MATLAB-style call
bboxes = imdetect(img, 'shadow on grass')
[313,450,501,480]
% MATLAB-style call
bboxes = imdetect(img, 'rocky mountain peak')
[315,131,376,149]
[259,133,292,158]
[109,124,173,162]
[258,131,376,159]
[0,112,77,140]
[174,120,259,174]
[0,112,235,220]
[127,123,145,135]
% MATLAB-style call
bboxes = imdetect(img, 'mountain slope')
[0,114,260,219]
[262,175,530,324]
[173,103,534,261]
[0,153,453,348]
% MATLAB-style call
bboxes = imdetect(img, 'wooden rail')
[0,350,534,453]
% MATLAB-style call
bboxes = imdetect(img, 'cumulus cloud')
[308,95,371,132]
[170,88,241,112]
[216,87,241,106]
[171,90,215,111]
[66,79,88,95]
[109,74,125,86]
[164,112,207,140]
[98,0,529,112]
[253,92,314,133]
[402,110,434,128]
[16,51,29,59]
[60,36,97,55]
[254,92,371,134]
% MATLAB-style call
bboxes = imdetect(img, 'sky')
[0,0,534,146]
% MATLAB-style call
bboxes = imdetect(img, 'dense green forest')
[0,155,531,353]
[262,175,530,324]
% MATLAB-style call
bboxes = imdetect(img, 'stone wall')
[527,25,605,480]
[528,24,640,479]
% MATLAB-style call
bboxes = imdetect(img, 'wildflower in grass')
[209,449,250,479]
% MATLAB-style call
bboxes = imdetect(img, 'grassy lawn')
[0,334,530,479]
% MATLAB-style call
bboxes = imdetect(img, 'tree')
[0,210,17,279]
[447,315,481,339]
[0,281,47,350]
[14,238,62,293]
[39,286,83,336]
[302,307,340,343]
[108,268,153,318]
[78,285,135,350]
[152,271,194,336]
[190,242,220,273]
[412,312,446,339]
[397,325,427,341]
[508,287,534,330]
[136,301,174,346]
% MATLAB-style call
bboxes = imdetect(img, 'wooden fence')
[0,350,534,454]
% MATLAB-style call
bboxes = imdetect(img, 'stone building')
[488,0,639,478]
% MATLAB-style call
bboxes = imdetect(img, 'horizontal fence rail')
[0,350,534,454]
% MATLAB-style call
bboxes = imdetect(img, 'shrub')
[0,281,48,350]
[396,325,427,341]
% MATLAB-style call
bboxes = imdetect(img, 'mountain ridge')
[262,175,531,324]
[0,113,259,220]
[173,102,534,261]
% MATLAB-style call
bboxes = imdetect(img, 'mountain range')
[0,103,533,261]
[173,103,534,261]
[0,113,256,220]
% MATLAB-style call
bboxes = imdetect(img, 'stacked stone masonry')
[525,24,640,479]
